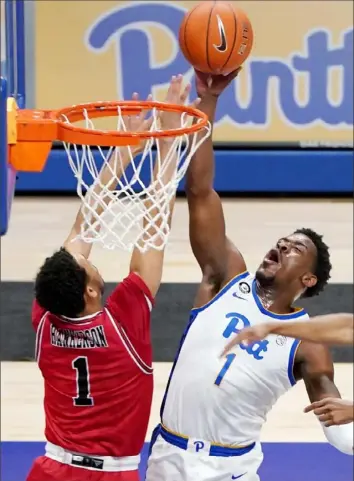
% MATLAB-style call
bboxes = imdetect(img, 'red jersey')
[32,272,154,457]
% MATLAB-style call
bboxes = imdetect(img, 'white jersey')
[161,271,308,446]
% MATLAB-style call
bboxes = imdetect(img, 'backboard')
[1,0,26,236]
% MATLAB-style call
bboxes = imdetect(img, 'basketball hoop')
[8,99,211,252]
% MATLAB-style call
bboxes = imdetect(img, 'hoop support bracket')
[7,98,55,172]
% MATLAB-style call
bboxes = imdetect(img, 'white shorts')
[146,427,263,481]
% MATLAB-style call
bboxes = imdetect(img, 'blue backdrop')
[15,148,353,193]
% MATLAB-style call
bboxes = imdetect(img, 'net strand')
[63,105,210,252]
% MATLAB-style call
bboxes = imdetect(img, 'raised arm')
[186,70,246,300]
[221,313,354,356]
[63,208,95,259]
[130,75,193,297]
[62,115,147,259]
[291,313,353,345]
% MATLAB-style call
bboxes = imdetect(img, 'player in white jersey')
[221,312,354,428]
[146,70,353,481]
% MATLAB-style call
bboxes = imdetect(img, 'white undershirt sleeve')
[320,420,354,455]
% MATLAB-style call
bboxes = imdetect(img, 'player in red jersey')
[27,76,195,481]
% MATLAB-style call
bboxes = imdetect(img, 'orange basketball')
[179,1,254,75]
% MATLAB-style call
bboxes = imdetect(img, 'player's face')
[75,255,105,296]
[256,233,318,293]
[88,261,105,295]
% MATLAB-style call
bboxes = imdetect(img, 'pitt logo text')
[223,312,268,360]
[86,2,353,129]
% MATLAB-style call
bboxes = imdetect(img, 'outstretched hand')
[160,74,200,131]
[121,92,154,154]
[122,76,201,151]
[123,92,153,131]
[195,67,242,98]
[304,398,354,427]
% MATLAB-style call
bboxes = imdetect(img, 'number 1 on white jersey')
[215,353,236,386]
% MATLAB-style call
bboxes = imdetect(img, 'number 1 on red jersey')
[72,356,94,406]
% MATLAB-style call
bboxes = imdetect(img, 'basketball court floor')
[1,196,353,480]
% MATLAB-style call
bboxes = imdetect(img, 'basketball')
[179,1,254,75]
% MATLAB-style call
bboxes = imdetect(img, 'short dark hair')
[35,247,88,317]
[294,227,332,298]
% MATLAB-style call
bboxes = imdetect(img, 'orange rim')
[55,100,209,146]
[10,100,209,172]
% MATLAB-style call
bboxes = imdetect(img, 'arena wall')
[1,281,352,363]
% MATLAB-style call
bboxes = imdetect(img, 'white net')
[62,104,211,252]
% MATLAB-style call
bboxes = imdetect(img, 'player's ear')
[85,285,98,299]
[302,273,317,289]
